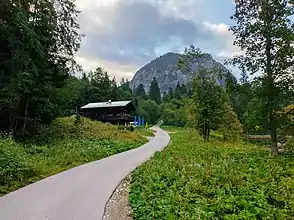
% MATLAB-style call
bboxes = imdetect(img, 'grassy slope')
[130,128,294,219]
[135,127,155,137]
[0,117,146,196]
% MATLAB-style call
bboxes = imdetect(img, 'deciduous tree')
[229,0,294,154]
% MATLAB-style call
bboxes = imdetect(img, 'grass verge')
[130,128,294,219]
[135,127,155,137]
[0,117,146,196]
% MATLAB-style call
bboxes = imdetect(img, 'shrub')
[130,129,294,219]
[0,137,36,194]
[129,126,135,132]
[285,137,294,156]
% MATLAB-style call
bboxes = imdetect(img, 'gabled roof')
[81,101,132,109]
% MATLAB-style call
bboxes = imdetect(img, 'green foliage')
[0,0,82,136]
[168,87,174,100]
[137,99,159,125]
[161,92,170,103]
[219,103,243,141]
[130,129,294,219]
[117,78,134,100]
[245,78,269,134]
[54,76,90,116]
[174,82,182,99]
[159,99,188,127]
[89,67,115,102]
[178,46,233,141]
[135,127,155,137]
[285,137,294,156]
[279,104,294,137]
[191,69,226,141]
[148,77,161,104]
[135,84,148,100]
[225,73,252,128]
[0,117,145,195]
[0,137,36,192]
[229,0,294,154]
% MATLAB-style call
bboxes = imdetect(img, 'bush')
[129,126,135,132]
[285,137,294,155]
[30,117,142,145]
[130,129,294,219]
[0,137,36,194]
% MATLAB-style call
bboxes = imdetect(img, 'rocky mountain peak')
[130,52,235,94]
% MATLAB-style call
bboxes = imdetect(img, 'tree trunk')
[22,98,29,136]
[270,119,278,155]
[203,124,210,142]
[264,4,278,155]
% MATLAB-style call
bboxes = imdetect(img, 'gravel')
[103,175,133,220]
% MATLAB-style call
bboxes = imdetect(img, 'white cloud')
[75,55,137,81]
[74,0,242,79]
[202,21,242,59]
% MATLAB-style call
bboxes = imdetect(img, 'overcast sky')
[75,0,241,81]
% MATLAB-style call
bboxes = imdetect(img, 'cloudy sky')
[75,0,241,81]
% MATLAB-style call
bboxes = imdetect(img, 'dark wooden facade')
[81,101,135,124]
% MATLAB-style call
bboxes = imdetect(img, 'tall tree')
[179,46,225,141]
[0,0,82,136]
[162,92,170,103]
[192,69,225,141]
[117,79,133,100]
[168,87,174,100]
[219,102,243,141]
[110,77,119,101]
[240,66,249,84]
[135,84,148,99]
[229,0,294,154]
[174,82,182,99]
[90,67,113,102]
[149,77,161,104]
[180,84,188,96]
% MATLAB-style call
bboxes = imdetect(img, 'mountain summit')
[130,52,235,93]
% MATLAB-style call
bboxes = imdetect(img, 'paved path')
[0,126,170,220]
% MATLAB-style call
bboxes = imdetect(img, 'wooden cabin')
[81,100,135,124]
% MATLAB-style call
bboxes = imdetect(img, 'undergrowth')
[0,117,146,196]
[130,128,294,219]
[135,127,155,137]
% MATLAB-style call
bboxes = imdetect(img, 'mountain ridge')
[130,52,235,94]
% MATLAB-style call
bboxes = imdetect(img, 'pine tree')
[174,82,182,99]
[240,66,249,84]
[111,77,119,100]
[180,84,188,95]
[168,87,174,100]
[149,77,161,104]
[162,92,170,103]
[90,67,112,102]
[135,84,147,99]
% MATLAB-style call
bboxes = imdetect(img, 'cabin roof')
[81,100,132,109]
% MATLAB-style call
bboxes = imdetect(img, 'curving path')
[0,126,170,220]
